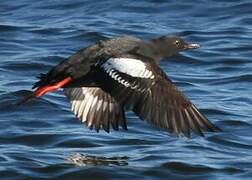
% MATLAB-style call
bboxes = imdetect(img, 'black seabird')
[19,35,219,137]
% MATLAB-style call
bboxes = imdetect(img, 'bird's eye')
[175,40,180,47]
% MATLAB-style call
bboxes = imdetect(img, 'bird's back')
[33,36,146,89]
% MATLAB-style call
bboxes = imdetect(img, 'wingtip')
[211,123,222,132]
[203,118,222,133]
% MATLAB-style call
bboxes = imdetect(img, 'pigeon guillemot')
[19,35,219,137]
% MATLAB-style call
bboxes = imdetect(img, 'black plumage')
[21,35,219,137]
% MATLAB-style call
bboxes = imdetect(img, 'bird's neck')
[138,40,165,62]
[149,39,176,62]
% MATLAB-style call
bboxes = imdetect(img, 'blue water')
[1,0,252,179]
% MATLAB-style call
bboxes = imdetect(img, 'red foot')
[17,77,72,105]
[33,77,72,97]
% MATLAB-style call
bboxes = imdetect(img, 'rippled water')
[1,0,252,179]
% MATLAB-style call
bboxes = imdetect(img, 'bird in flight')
[18,35,219,137]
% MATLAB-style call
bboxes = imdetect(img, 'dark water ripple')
[0,0,252,179]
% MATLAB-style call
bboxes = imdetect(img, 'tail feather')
[36,73,47,79]
[32,73,50,89]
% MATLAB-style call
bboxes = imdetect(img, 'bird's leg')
[33,77,72,97]
[17,77,72,105]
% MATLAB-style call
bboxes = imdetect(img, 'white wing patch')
[64,87,127,132]
[71,88,102,124]
[108,69,131,88]
[102,58,155,79]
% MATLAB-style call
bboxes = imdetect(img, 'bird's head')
[151,36,200,58]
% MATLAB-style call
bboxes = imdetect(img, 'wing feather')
[95,57,219,137]
[64,87,127,132]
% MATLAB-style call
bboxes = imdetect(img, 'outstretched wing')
[95,57,219,137]
[64,87,127,132]
[132,74,220,137]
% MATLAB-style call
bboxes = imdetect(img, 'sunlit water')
[0,0,252,179]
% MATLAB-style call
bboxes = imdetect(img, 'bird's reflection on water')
[67,153,129,166]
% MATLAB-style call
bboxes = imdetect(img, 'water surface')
[0,0,252,179]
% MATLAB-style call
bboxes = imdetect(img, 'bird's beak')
[183,43,200,50]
